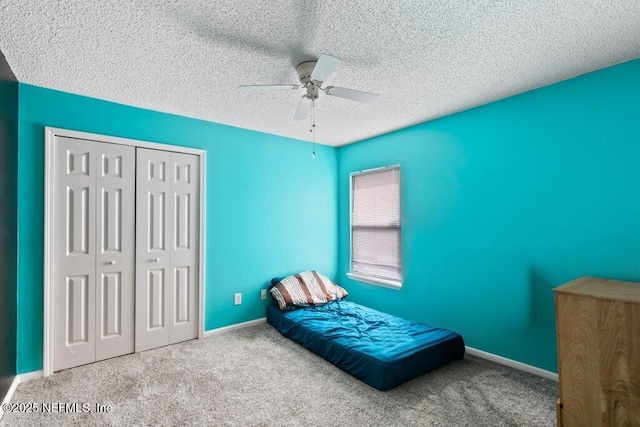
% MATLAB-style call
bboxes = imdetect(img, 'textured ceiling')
[1,1,639,146]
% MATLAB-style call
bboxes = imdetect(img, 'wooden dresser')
[553,277,640,426]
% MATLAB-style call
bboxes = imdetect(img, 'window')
[348,166,402,288]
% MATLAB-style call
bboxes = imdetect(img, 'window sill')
[346,273,402,290]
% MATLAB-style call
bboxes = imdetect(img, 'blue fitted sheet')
[266,300,465,390]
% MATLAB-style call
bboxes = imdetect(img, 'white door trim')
[43,127,207,377]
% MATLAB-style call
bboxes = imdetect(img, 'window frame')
[347,165,402,290]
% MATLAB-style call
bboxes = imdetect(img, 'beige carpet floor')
[1,323,557,426]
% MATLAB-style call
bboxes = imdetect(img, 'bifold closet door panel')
[135,148,172,352]
[169,152,199,344]
[53,137,136,372]
[53,137,97,371]
[136,148,200,351]
[95,143,135,361]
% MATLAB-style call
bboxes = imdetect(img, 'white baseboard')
[17,370,44,383]
[0,370,44,420]
[203,317,267,338]
[465,346,558,381]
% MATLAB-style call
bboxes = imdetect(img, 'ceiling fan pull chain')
[311,98,316,158]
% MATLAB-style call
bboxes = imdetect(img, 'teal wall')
[17,84,338,373]
[337,58,640,372]
[15,58,640,375]
[0,52,18,398]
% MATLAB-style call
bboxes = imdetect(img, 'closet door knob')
[108,260,116,265]
[151,258,160,263]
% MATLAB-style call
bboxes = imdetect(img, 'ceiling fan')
[239,54,379,121]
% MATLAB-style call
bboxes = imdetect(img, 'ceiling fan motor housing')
[297,61,320,99]
[296,61,317,84]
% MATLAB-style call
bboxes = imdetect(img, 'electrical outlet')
[234,293,242,305]
[260,289,267,300]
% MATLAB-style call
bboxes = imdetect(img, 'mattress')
[266,300,465,390]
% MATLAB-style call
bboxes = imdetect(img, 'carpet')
[1,324,557,426]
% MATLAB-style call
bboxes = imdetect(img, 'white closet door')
[169,152,199,343]
[95,143,135,361]
[135,148,172,351]
[135,148,199,351]
[53,137,136,372]
[54,137,97,371]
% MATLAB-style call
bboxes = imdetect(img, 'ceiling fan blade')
[325,86,379,104]
[310,54,342,82]
[239,84,300,91]
[294,96,312,121]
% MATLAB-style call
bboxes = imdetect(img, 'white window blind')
[351,166,401,282]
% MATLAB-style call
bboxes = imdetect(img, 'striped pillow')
[270,271,348,310]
